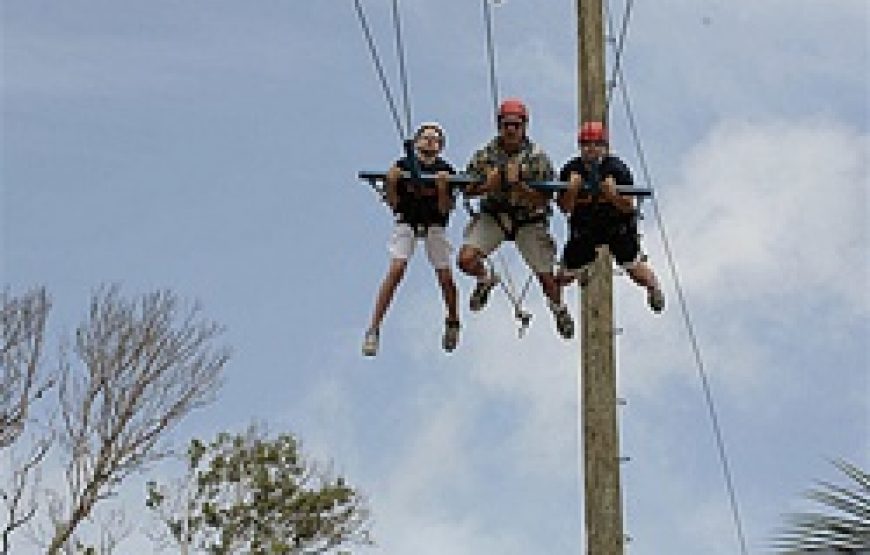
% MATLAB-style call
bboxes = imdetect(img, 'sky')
[2,0,868,553]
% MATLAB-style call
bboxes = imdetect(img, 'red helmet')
[578,121,608,143]
[498,98,528,121]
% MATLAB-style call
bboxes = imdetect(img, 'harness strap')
[482,207,547,241]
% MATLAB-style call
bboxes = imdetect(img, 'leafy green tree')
[146,427,372,554]
[771,459,869,553]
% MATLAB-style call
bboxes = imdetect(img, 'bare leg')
[436,268,459,322]
[625,261,659,291]
[368,258,408,331]
[539,271,574,339]
[536,272,562,305]
[626,260,665,313]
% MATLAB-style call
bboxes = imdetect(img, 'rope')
[478,0,538,334]
[352,0,407,140]
[604,0,637,117]
[391,0,414,135]
[608,29,750,553]
[482,0,501,122]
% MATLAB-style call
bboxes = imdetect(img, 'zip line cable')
[605,7,749,550]
[604,0,637,116]
[352,0,407,141]
[352,1,747,548]
[482,0,501,120]
[391,0,414,135]
[479,0,535,332]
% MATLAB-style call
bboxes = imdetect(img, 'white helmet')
[414,121,446,148]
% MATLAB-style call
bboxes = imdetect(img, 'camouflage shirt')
[465,137,555,219]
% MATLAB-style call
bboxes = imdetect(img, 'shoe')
[442,319,460,352]
[362,328,379,356]
[647,287,665,314]
[549,300,575,339]
[469,273,499,312]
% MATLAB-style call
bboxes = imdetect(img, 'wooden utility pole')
[578,0,624,553]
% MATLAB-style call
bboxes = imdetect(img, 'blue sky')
[2,1,868,553]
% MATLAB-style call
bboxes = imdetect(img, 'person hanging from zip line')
[362,122,461,357]
[458,98,574,339]
[556,121,665,313]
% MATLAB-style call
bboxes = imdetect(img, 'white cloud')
[663,118,868,313]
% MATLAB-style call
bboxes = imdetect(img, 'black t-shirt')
[558,155,634,227]
[394,156,456,226]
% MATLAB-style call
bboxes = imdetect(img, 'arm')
[464,150,498,197]
[385,164,401,210]
[599,158,636,213]
[557,172,584,213]
[436,171,452,214]
[600,175,635,214]
[513,148,555,209]
[510,161,550,208]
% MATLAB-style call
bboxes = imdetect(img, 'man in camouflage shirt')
[458,98,574,339]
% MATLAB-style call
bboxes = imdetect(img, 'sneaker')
[362,328,379,356]
[442,319,460,353]
[469,273,499,312]
[647,287,665,314]
[549,300,575,339]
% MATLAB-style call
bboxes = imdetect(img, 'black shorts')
[562,220,640,269]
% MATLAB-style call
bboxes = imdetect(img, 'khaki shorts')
[388,223,452,270]
[463,213,556,274]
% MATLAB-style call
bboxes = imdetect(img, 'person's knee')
[624,260,655,286]
[436,268,455,288]
[388,259,408,280]
[457,247,480,274]
[536,271,557,291]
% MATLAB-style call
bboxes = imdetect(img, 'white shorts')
[388,223,452,270]
[463,213,556,274]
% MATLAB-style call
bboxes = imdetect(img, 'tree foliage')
[146,427,373,554]
[772,459,869,553]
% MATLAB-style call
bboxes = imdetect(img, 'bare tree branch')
[0,287,52,450]
[1,435,52,555]
[48,286,230,553]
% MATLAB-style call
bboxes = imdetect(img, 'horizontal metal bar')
[358,170,653,196]
[358,171,477,185]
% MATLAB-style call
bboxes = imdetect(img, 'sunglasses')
[500,120,525,130]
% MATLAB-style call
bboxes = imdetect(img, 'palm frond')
[771,459,870,553]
